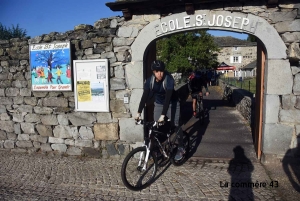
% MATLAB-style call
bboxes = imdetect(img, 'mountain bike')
[222,84,232,103]
[121,118,190,191]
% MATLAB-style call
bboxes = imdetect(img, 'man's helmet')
[151,60,165,71]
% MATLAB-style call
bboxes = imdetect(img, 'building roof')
[241,60,257,70]
[106,0,279,19]
[214,36,256,47]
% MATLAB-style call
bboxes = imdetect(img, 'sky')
[1,0,248,40]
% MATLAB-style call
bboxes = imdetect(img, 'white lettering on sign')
[155,14,252,36]
[31,42,70,51]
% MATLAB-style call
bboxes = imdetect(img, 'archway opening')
[142,29,266,160]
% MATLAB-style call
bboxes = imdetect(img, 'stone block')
[274,19,300,33]
[0,121,14,132]
[42,97,68,107]
[15,105,33,113]
[16,141,33,148]
[110,78,126,90]
[67,146,82,156]
[79,126,94,140]
[20,122,35,134]
[29,135,47,144]
[20,88,31,96]
[41,144,52,152]
[94,123,118,140]
[65,139,75,145]
[34,107,53,114]
[282,95,296,109]
[5,88,19,97]
[0,131,6,140]
[7,133,16,140]
[48,137,64,144]
[82,147,101,158]
[4,140,14,148]
[13,96,23,105]
[263,95,280,123]
[36,124,53,137]
[0,97,13,105]
[24,97,37,106]
[68,112,96,126]
[51,144,67,152]
[24,114,40,123]
[263,123,293,155]
[110,99,127,113]
[96,112,112,123]
[75,140,93,147]
[129,89,143,116]
[57,114,69,126]
[293,74,300,95]
[119,118,143,142]
[53,125,73,139]
[125,62,143,89]
[41,115,58,125]
[279,109,300,123]
[265,60,293,94]
[106,143,119,155]
[17,134,30,141]
[14,123,21,134]
[0,113,10,121]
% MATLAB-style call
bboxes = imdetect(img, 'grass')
[221,77,256,94]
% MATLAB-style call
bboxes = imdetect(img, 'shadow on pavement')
[282,135,300,193]
[228,146,254,201]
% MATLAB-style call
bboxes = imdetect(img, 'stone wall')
[0,17,139,158]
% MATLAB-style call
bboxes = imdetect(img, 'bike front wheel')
[121,146,158,191]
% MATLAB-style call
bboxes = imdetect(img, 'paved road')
[0,151,281,200]
[181,86,257,161]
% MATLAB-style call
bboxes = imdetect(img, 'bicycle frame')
[136,120,173,171]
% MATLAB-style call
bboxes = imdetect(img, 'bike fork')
[142,146,150,171]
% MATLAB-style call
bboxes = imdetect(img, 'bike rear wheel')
[121,147,157,191]
[170,131,190,166]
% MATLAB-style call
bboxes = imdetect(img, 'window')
[233,56,239,62]
[234,47,238,51]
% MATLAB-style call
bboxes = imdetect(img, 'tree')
[247,34,256,42]
[0,23,28,40]
[34,50,67,71]
[156,30,220,73]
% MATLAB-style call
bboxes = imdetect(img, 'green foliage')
[247,34,256,42]
[156,30,220,73]
[0,23,28,40]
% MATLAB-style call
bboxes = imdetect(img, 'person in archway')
[135,60,185,161]
[189,70,209,117]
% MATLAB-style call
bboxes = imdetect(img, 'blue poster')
[30,42,72,91]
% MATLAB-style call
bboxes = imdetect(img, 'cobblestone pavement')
[0,151,281,200]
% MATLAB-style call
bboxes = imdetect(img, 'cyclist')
[189,70,209,117]
[135,60,185,161]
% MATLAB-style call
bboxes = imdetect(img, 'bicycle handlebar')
[135,117,170,127]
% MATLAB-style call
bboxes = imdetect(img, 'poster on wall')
[73,59,109,112]
[29,42,72,91]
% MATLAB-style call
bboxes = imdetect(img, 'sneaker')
[193,111,197,117]
[174,147,185,161]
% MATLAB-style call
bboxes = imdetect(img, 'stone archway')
[129,10,293,158]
